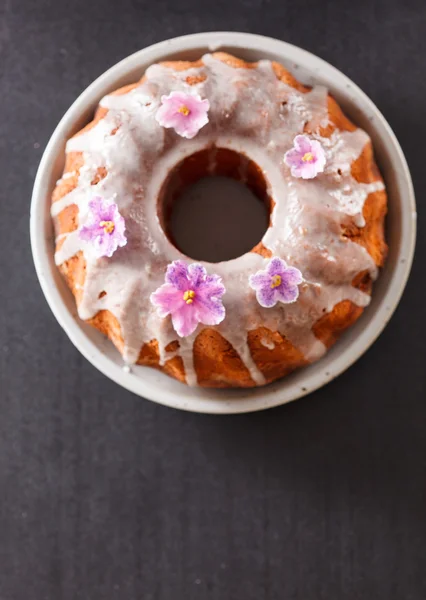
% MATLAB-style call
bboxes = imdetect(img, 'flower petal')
[294,134,312,154]
[163,91,190,109]
[195,297,226,326]
[311,140,326,171]
[150,283,184,318]
[194,277,226,326]
[298,162,319,179]
[174,116,205,140]
[79,223,103,242]
[171,305,200,337]
[165,260,191,291]
[202,273,225,297]
[249,271,271,290]
[101,205,116,223]
[283,147,303,168]
[276,281,300,303]
[267,257,287,276]
[187,263,207,288]
[256,286,277,308]
[283,266,303,286]
[98,234,117,258]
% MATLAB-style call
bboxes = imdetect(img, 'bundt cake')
[51,52,387,388]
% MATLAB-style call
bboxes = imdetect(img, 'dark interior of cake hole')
[158,148,272,263]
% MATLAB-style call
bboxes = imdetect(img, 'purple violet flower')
[79,196,127,258]
[284,134,326,179]
[249,257,303,308]
[155,91,210,139]
[150,261,226,337]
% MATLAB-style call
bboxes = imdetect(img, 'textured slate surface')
[1,0,425,598]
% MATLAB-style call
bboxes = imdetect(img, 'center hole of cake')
[159,149,271,263]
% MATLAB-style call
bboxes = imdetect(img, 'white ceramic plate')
[30,32,416,414]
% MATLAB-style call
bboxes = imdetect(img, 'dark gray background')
[1,0,425,599]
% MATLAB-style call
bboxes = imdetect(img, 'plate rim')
[30,32,416,414]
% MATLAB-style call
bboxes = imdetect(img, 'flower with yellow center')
[99,220,115,234]
[183,290,195,304]
[78,197,127,258]
[284,135,326,179]
[270,274,282,289]
[155,92,210,139]
[178,105,190,116]
[150,261,226,337]
[249,257,303,308]
[302,152,314,163]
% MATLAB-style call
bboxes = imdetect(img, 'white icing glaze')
[260,337,276,351]
[51,54,385,386]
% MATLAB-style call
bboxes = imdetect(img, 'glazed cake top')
[51,53,385,386]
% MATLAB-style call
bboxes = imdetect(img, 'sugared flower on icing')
[155,91,210,139]
[284,135,326,179]
[150,261,225,337]
[79,196,127,258]
[249,257,303,308]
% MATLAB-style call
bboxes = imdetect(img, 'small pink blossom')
[155,91,210,139]
[79,196,127,258]
[249,257,303,308]
[284,135,326,179]
[150,261,225,337]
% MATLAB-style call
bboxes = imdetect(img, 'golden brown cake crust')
[52,52,387,388]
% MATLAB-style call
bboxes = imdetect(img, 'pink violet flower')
[249,257,303,308]
[155,91,210,139]
[150,261,226,337]
[284,134,326,179]
[79,196,127,259]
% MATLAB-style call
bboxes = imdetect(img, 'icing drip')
[51,54,384,386]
